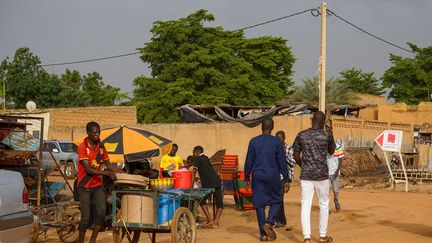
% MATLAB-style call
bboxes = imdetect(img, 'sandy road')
[37,185,432,243]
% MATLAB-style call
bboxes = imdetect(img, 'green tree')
[1,47,128,108]
[57,69,86,107]
[82,72,129,106]
[382,43,432,104]
[339,68,384,95]
[133,9,295,123]
[289,77,356,105]
[2,47,64,108]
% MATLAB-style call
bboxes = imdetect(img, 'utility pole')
[319,1,327,112]
[2,81,5,113]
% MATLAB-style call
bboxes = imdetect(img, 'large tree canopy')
[133,9,295,123]
[289,77,356,105]
[382,43,432,104]
[1,47,62,108]
[1,47,128,108]
[339,68,384,95]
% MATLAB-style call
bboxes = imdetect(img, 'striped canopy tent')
[75,125,172,163]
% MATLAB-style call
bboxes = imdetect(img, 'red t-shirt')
[77,138,109,188]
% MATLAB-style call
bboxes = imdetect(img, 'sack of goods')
[114,173,149,187]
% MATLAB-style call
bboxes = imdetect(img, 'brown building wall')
[3,106,137,140]
[353,93,387,106]
[377,102,432,126]
[359,105,378,120]
[137,116,413,169]
[137,116,311,168]
[41,106,414,169]
[46,106,137,140]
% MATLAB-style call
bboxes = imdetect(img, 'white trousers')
[300,179,330,239]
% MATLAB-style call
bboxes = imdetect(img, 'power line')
[234,8,314,31]
[40,51,140,67]
[40,8,314,67]
[327,9,416,55]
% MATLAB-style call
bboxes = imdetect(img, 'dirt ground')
[37,181,432,243]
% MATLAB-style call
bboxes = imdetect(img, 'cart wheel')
[113,227,141,243]
[30,221,40,243]
[57,208,80,242]
[171,207,196,243]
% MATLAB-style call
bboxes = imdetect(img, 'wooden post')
[383,151,395,190]
[319,1,327,112]
[398,152,409,192]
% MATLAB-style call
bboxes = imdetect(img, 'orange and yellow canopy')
[75,126,172,163]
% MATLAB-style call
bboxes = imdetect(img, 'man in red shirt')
[77,121,120,243]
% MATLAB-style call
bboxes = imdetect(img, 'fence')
[332,117,414,152]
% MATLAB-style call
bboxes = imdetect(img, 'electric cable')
[40,8,315,67]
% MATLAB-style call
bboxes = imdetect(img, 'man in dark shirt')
[191,146,223,228]
[293,111,336,243]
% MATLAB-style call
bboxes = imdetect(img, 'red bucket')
[172,171,192,189]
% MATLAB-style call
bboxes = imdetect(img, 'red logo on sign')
[387,133,396,143]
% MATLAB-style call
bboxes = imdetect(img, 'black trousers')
[256,203,281,237]
[275,181,287,225]
[78,186,106,232]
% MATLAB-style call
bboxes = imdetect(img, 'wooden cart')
[30,201,80,243]
[111,188,214,243]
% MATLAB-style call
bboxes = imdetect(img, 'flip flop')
[263,223,277,241]
[201,221,214,227]
[319,236,333,242]
[207,224,219,229]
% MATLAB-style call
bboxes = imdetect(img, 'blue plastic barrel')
[158,189,183,224]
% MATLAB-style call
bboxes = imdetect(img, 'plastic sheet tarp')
[179,105,215,123]
[214,104,307,127]
[1,128,40,151]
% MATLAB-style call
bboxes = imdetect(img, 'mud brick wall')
[47,106,137,140]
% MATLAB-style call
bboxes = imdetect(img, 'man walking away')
[293,111,336,243]
[327,142,344,212]
[275,130,295,230]
[244,118,289,241]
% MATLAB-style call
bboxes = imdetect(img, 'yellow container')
[150,178,174,190]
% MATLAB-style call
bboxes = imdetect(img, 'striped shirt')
[280,144,296,182]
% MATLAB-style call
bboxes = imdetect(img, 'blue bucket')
[158,189,183,224]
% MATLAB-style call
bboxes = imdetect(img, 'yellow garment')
[160,154,184,170]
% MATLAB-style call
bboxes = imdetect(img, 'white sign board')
[375,130,403,152]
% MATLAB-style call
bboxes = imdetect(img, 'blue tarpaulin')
[1,128,40,151]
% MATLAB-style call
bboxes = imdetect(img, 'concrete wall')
[14,105,413,169]
[137,116,311,168]
[137,116,414,168]
[359,105,378,120]
[332,117,413,151]
[3,106,137,141]
[353,93,387,106]
[46,106,137,140]
[377,102,432,126]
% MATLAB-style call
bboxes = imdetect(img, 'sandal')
[319,236,333,242]
[303,238,311,243]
